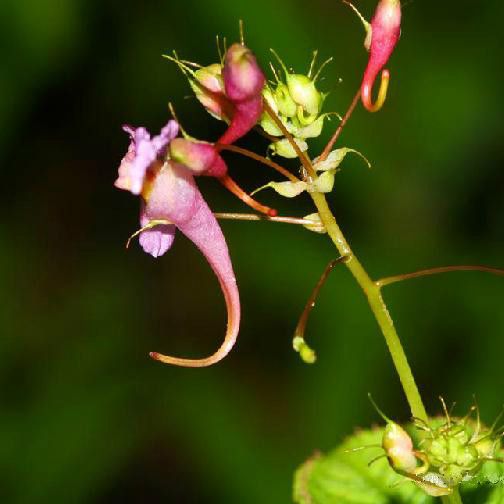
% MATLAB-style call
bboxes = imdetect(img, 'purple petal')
[115,120,179,195]
[139,226,176,258]
[138,207,176,258]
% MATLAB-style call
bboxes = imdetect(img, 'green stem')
[310,191,428,423]
[442,489,463,504]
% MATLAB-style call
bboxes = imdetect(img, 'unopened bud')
[382,422,417,472]
[169,138,227,177]
[223,43,265,102]
[286,74,322,116]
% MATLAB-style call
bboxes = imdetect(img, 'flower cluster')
[115,1,403,367]
[374,400,504,497]
[115,39,268,367]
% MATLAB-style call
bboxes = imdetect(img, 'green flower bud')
[286,73,322,116]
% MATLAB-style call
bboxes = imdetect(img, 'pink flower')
[116,120,240,367]
[143,162,240,367]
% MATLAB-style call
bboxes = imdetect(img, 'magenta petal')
[144,163,240,367]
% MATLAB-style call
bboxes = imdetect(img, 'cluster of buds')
[260,51,334,158]
[170,41,265,147]
[367,397,504,497]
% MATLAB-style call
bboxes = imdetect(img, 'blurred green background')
[0,0,502,502]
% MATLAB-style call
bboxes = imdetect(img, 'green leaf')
[293,427,434,504]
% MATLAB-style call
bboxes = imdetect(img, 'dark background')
[0,0,502,502]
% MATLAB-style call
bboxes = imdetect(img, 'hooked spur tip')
[361,69,390,112]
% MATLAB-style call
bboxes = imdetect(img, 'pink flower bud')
[223,43,265,102]
[169,138,227,177]
[218,43,266,145]
[361,0,401,112]
[382,422,417,473]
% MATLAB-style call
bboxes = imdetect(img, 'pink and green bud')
[218,43,266,145]
[361,0,401,112]
[382,422,418,472]
[222,43,265,102]
[168,128,276,216]
[169,138,227,177]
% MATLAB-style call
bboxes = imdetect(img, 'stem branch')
[319,90,361,162]
[217,143,299,182]
[310,192,428,422]
[214,212,318,226]
[377,265,504,288]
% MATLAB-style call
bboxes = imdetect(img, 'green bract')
[253,148,371,199]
